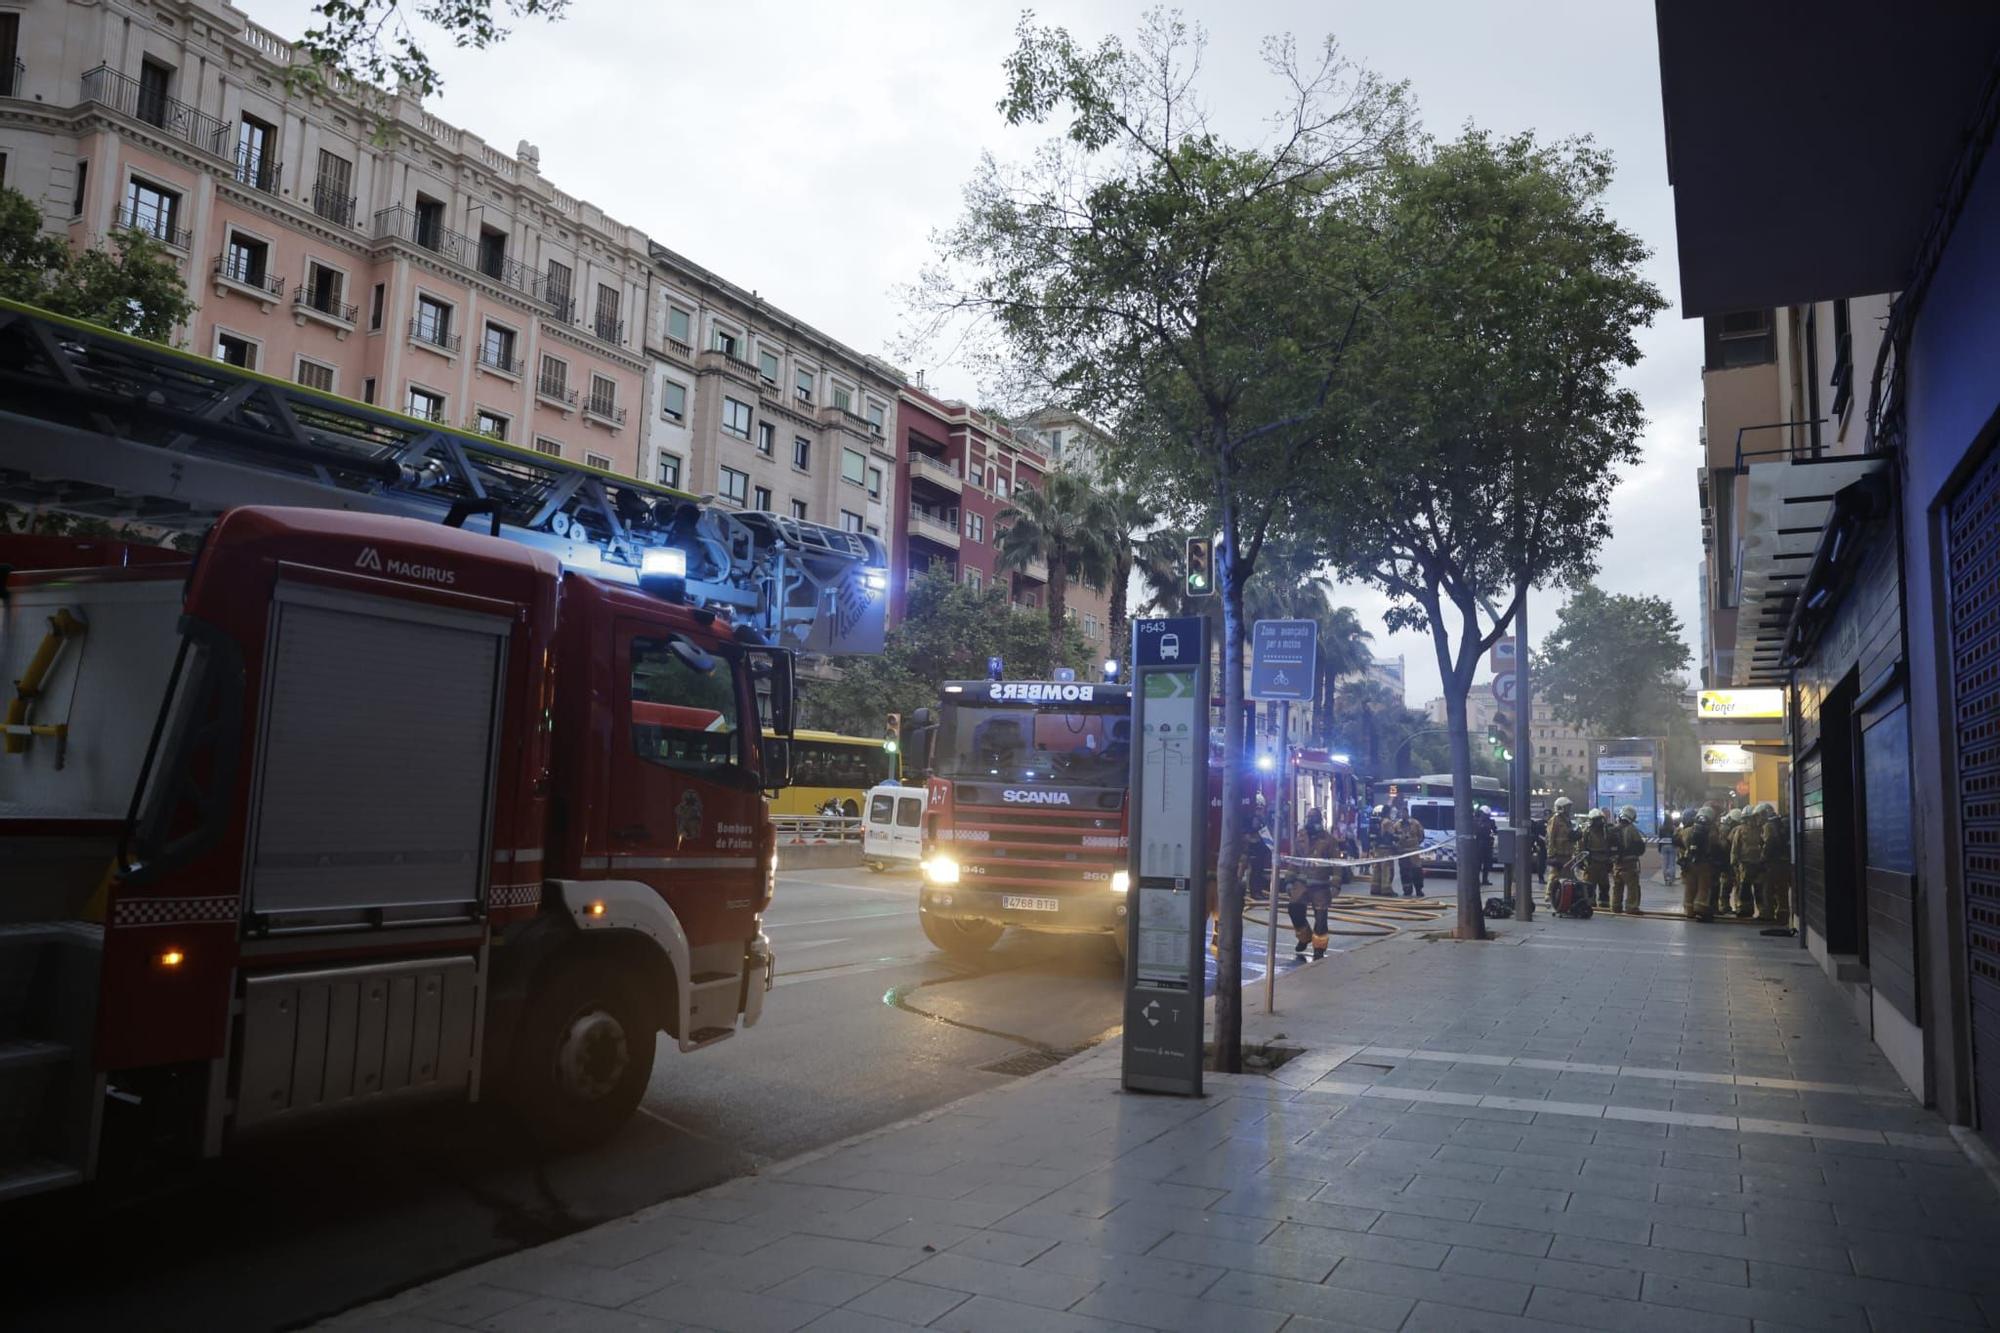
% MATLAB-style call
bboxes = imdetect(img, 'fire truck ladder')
[0,300,889,653]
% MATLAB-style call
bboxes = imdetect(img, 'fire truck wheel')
[920,911,1003,956]
[511,957,657,1150]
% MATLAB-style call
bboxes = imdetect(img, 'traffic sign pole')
[1265,700,1287,1015]
[1513,584,1533,920]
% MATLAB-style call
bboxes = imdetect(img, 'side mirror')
[908,706,938,776]
[762,736,794,793]
[747,646,795,738]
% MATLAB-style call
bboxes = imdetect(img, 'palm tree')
[994,469,1114,667]
[1093,483,1158,663]
[1313,605,1374,744]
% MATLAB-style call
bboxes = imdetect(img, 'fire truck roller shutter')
[244,582,509,923]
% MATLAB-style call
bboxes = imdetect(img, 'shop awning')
[1730,457,1887,687]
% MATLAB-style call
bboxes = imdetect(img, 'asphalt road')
[0,867,1350,1332]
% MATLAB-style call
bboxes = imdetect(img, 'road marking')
[772,955,931,987]
[764,909,907,930]
[782,938,848,951]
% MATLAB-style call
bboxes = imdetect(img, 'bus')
[770,730,902,817]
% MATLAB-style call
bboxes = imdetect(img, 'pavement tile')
[943,1229,1055,1267]
[896,1251,1100,1311]
[1305,1182,1477,1224]
[1639,1271,1871,1330]
[471,1296,681,1332]
[925,1294,1131,1333]
[1200,1267,1415,1331]
[1544,1234,1748,1287]
[869,1220,977,1252]
[1646,1222,1853,1275]
[557,1215,774,1268]
[1368,1210,1555,1258]
[1069,1281,1288,1333]
[482,1255,669,1308]
[763,1268,889,1308]
[625,1282,831,1333]
[1469,1199,1650,1247]
[1398,1298,1569,1332]
[985,1207,1174,1255]
[1746,1258,1990,1324]
[1523,1282,1752,1333]
[1325,1254,1534,1315]
[1026,1240,1224,1297]
[796,1311,923,1333]
[406,1285,532,1326]
[617,1246,814,1295]
[842,1278,970,1326]
[1441,1244,1643,1302]
[1148,1232,1337,1282]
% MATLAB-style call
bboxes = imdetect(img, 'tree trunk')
[1109,551,1132,670]
[1214,479,1246,1073]
[1046,555,1068,669]
[1431,608,1488,941]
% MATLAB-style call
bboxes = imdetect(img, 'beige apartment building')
[2,0,652,470]
[641,249,900,547]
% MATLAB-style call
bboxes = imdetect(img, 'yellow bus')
[771,730,903,817]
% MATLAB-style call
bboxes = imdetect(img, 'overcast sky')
[257,0,1703,706]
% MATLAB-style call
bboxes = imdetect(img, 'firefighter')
[1758,801,1792,924]
[1612,804,1645,914]
[1545,797,1576,907]
[1578,808,1615,907]
[1394,808,1427,898]
[1732,802,1769,921]
[1717,809,1744,916]
[1286,808,1341,958]
[1473,805,1497,887]
[1366,805,1397,896]
[1682,806,1721,921]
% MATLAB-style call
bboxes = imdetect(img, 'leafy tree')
[1315,130,1664,938]
[290,0,568,105]
[994,469,1113,666]
[800,569,1095,736]
[0,187,192,341]
[916,14,1410,1066]
[1535,586,1691,735]
[1093,481,1157,664]
[1313,606,1375,745]
[1325,678,1445,780]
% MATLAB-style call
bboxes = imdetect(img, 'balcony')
[478,343,521,377]
[662,336,694,363]
[232,144,282,197]
[584,392,628,428]
[536,373,579,411]
[907,505,961,550]
[115,201,190,251]
[699,347,760,386]
[587,312,625,346]
[3,60,24,99]
[908,451,962,494]
[212,253,284,305]
[408,316,462,356]
[310,177,357,228]
[82,65,230,156]
[374,205,551,308]
[294,286,358,333]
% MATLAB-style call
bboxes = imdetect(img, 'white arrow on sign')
[1492,672,1517,704]
[1142,1000,1162,1027]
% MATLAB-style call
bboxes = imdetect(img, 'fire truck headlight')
[923,856,960,885]
[1110,871,1130,894]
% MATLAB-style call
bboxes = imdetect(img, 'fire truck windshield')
[935,704,1130,788]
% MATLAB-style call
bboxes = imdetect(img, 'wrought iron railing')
[233,143,282,195]
[3,59,25,98]
[294,286,358,324]
[310,177,356,227]
[585,392,627,425]
[537,373,579,406]
[375,205,548,306]
[408,316,462,353]
[589,313,625,345]
[114,200,190,250]
[479,343,521,375]
[214,252,284,297]
[82,65,229,156]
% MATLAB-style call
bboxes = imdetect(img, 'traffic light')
[1185,535,1214,598]
[884,712,901,754]
[1489,708,1514,762]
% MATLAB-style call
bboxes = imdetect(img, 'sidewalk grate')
[979,1048,1074,1077]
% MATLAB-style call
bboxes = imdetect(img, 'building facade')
[4,0,651,471]
[1657,2,2000,1138]
[1364,655,1407,704]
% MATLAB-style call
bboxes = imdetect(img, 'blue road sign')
[1250,619,1317,701]
[1133,616,1205,669]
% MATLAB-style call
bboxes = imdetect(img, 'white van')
[862,783,925,871]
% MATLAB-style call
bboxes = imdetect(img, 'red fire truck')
[0,301,888,1200]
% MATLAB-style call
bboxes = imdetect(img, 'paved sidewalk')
[326,909,2000,1333]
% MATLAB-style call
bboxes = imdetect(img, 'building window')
[789,499,808,521]
[137,59,173,128]
[832,384,853,413]
[370,282,385,330]
[221,231,268,287]
[756,421,776,456]
[313,149,354,225]
[71,160,88,217]
[792,436,811,470]
[594,284,621,341]
[722,397,752,439]
[588,374,618,419]
[481,323,518,374]
[362,376,376,405]
[409,196,445,250]
[666,304,691,344]
[535,437,562,458]
[867,465,883,499]
[121,178,180,245]
[215,332,256,369]
[407,386,445,422]
[540,354,569,400]
[758,349,779,383]
[841,447,866,486]
[302,262,347,320]
[966,567,983,591]
[995,476,1010,500]
[661,380,688,423]
[477,227,508,281]
[966,512,984,543]
[235,114,277,192]
[585,452,613,471]
[414,295,452,347]
[795,368,814,404]
[719,466,750,505]
[866,402,885,435]
[475,409,508,440]
[840,510,863,534]
[657,452,682,486]
[969,463,984,487]
[545,258,573,315]
[296,359,335,393]
[753,484,772,511]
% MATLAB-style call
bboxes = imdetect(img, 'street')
[0,867,1346,1332]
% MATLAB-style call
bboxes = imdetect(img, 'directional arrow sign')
[1250,619,1317,702]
